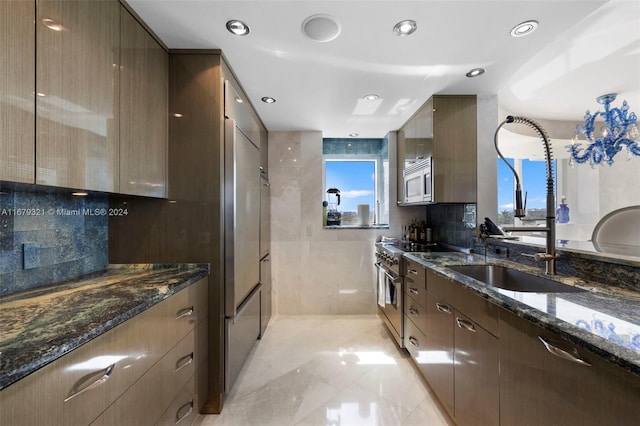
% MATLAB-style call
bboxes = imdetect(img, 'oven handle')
[375,262,402,283]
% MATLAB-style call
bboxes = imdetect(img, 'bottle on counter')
[556,196,570,224]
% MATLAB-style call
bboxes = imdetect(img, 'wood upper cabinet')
[431,95,477,203]
[397,95,477,204]
[0,0,35,183]
[36,0,120,191]
[119,7,168,198]
[500,309,640,426]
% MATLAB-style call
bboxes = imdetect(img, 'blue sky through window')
[325,160,375,212]
[497,158,555,213]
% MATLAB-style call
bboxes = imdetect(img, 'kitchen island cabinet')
[0,0,35,183]
[36,0,120,192]
[500,309,640,426]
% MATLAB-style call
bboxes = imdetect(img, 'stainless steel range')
[375,242,405,347]
[375,240,449,348]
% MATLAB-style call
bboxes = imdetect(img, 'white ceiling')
[128,0,640,139]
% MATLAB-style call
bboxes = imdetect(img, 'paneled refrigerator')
[223,82,262,392]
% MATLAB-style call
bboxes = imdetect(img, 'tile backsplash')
[0,189,108,296]
[427,203,477,248]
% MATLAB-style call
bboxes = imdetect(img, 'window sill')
[324,225,390,230]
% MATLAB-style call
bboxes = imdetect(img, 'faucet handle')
[522,252,559,262]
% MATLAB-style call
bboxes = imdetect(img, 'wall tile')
[0,189,108,296]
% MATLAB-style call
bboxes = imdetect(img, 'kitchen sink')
[447,264,587,293]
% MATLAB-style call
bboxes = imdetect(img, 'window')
[323,138,389,227]
[497,158,556,225]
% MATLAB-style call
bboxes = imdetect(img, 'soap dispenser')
[556,196,570,224]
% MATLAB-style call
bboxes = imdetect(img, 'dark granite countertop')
[404,252,640,377]
[0,264,209,390]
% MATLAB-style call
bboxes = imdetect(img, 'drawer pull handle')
[409,287,419,295]
[175,400,194,424]
[436,303,452,315]
[408,336,419,347]
[64,363,115,402]
[175,307,194,320]
[409,307,419,317]
[538,336,592,367]
[456,318,476,333]
[408,269,418,275]
[176,353,194,372]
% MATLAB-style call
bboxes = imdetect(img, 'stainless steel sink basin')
[447,264,587,293]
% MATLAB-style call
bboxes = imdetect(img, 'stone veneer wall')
[268,131,424,315]
[0,189,108,296]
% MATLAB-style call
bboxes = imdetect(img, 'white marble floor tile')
[196,315,453,426]
[297,383,412,426]
[402,394,452,426]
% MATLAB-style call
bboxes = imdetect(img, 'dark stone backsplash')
[427,203,477,248]
[0,189,108,296]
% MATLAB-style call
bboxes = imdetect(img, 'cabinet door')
[454,311,499,426]
[423,292,454,416]
[36,0,120,191]
[432,95,477,203]
[119,7,168,198]
[0,0,35,183]
[500,310,640,426]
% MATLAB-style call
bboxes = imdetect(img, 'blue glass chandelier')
[568,94,640,166]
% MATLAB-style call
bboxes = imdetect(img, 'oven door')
[375,262,404,347]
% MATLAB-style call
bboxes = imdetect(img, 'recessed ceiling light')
[173,113,183,118]
[349,133,359,137]
[510,20,538,37]
[226,20,250,36]
[363,94,379,101]
[393,20,417,36]
[302,14,342,42]
[261,97,276,104]
[42,18,65,32]
[466,68,485,78]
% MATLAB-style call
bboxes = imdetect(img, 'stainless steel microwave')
[403,157,432,204]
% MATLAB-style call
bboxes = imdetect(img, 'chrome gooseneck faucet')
[494,116,558,275]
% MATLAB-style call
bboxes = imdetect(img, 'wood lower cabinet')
[0,0,35,183]
[36,0,120,191]
[0,278,207,426]
[423,292,454,415]
[405,269,498,425]
[500,310,640,426]
[119,6,168,198]
[453,310,499,426]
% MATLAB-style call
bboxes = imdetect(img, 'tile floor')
[195,315,453,426]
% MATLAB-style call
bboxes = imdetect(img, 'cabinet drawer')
[404,278,427,308]
[404,259,426,291]
[428,269,498,336]
[404,314,427,363]
[91,328,197,426]
[157,376,197,426]
[405,296,427,332]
